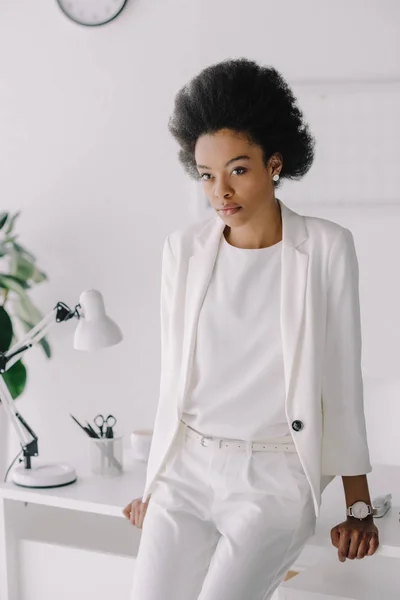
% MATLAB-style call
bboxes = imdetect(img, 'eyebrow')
[196,155,251,170]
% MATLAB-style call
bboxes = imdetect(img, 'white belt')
[181,420,297,453]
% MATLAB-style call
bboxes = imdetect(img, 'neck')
[224,198,282,249]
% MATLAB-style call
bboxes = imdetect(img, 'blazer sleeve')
[158,234,176,397]
[142,235,177,502]
[321,227,372,476]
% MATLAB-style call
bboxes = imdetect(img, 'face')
[194,128,282,220]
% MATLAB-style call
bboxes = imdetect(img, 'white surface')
[0,457,145,599]
[11,461,77,487]
[278,554,400,599]
[0,0,399,497]
[0,2,399,599]
[19,539,134,600]
[280,463,400,598]
[1,462,400,600]
[1,455,147,517]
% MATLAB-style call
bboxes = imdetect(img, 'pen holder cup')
[89,435,123,477]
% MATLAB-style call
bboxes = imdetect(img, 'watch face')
[352,501,369,519]
[57,0,128,26]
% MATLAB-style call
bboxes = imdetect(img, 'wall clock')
[57,0,128,27]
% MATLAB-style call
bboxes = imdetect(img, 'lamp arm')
[0,376,35,447]
[1,302,78,372]
[0,301,79,461]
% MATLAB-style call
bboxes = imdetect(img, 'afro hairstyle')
[167,58,316,189]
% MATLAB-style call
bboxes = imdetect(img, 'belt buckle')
[200,435,212,447]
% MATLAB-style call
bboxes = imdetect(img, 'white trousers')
[130,420,316,600]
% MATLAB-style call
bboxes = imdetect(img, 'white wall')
[1,0,400,475]
[0,0,399,595]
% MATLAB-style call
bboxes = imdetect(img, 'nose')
[214,178,234,199]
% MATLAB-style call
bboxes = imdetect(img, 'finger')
[330,527,340,548]
[122,504,131,519]
[367,533,379,555]
[356,534,370,559]
[338,530,350,562]
[134,502,141,527]
[137,506,144,529]
[131,502,138,524]
[140,504,148,527]
[348,530,362,560]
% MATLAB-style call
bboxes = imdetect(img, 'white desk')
[0,454,148,600]
[278,553,400,599]
[1,461,399,600]
[278,463,400,600]
[298,463,400,565]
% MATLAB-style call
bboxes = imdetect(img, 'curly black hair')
[167,58,316,189]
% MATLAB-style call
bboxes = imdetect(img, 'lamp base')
[11,462,77,488]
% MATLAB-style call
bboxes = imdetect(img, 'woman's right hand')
[122,495,151,529]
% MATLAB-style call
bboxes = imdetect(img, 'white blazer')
[142,198,372,519]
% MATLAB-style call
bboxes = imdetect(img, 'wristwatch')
[346,500,376,520]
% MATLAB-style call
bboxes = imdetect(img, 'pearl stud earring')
[273,174,280,182]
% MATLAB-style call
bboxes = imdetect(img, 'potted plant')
[0,210,52,397]
[0,210,51,477]
[0,210,52,398]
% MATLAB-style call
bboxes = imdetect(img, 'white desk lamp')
[0,289,123,488]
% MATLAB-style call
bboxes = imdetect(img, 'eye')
[199,166,247,181]
[232,167,247,176]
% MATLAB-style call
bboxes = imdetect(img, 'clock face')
[57,0,128,27]
[352,501,369,519]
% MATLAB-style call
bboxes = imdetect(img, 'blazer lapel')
[279,201,309,405]
[176,198,309,418]
[176,222,224,417]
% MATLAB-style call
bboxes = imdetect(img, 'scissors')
[93,414,117,438]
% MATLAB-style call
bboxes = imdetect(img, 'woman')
[124,58,379,600]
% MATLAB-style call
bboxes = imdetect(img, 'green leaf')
[0,274,30,294]
[4,211,21,235]
[31,266,47,284]
[13,294,44,325]
[9,251,47,285]
[4,235,18,244]
[12,242,36,263]
[0,212,8,231]
[2,359,27,400]
[18,317,52,359]
[39,335,51,359]
[10,253,35,281]
[0,306,13,352]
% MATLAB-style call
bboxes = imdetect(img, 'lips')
[220,207,241,215]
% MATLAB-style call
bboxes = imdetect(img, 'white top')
[182,232,291,442]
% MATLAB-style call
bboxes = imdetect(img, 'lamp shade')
[73,289,123,351]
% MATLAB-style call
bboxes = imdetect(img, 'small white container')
[130,430,153,462]
[89,435,123,476]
